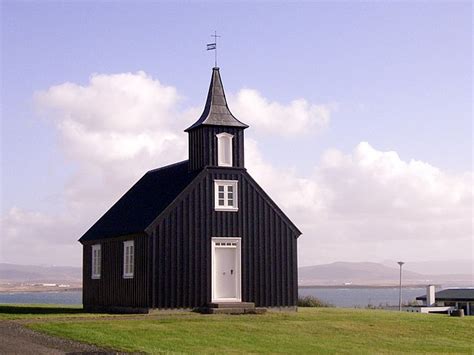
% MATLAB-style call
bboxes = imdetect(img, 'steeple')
[186,67,248,171]
[185,67,248,131]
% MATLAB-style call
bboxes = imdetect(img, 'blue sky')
[1,1,472,267]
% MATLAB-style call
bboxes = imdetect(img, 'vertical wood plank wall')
[188,127,245,171]
[151,169,299,308]
[83,235,149,308]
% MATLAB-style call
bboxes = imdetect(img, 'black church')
[79,67,302,313]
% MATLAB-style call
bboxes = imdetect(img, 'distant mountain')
[0,263,82,283]
[298,262,473,287]
[380,259,473,276]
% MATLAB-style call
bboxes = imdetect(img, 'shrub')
[297,295,333,307]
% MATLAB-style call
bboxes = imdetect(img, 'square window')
[214,180,238,211]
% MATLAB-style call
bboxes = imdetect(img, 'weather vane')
[207,31,220,67]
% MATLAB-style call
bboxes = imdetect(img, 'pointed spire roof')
[185,67,248,132]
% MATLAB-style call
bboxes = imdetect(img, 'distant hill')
[298,262,473,287]
[380,259,473,275]
[0,263,82,283]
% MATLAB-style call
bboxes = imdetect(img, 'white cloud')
[1,208,83,265]
[246,141,473,266]
[35,72,188,167]
[229,89,332,136]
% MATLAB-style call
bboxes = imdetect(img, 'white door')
[212,238,241,302]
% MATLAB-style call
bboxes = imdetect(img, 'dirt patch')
[0,320,119,354]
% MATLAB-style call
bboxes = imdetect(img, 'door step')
[208,302,255,309]
[199,302,267,315]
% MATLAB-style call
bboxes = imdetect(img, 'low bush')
[297,295,333,307]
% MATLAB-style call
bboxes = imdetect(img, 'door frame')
[211,237,242,303]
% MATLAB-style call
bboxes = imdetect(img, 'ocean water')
[0,291,82,305]
[0,287,425,308]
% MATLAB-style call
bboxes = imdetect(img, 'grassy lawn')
[1,306,470,354]
[0,304,129,320]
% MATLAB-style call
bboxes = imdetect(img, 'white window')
[91,244,101,279]
[217,133,233,167]
[214,180,238,211]
[123,240,134,279]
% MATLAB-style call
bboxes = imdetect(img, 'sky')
[1,1,472,271]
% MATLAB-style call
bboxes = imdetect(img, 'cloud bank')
[248,141,472,265]
[1,71,471,268]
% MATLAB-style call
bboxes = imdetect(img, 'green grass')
[3,306,470,354]
[0,304,127,320]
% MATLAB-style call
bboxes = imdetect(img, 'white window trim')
[211,237,242,303]
[216,132,233,167]
[123,240,134,279]
[91,244,101,279]
[214,180,238,212]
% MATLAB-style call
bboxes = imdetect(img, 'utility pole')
[398,261,405,311]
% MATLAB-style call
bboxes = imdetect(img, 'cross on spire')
[208,31,221,67]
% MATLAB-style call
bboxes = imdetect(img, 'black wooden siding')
[188,126,245,171]
[150,168,298,308]
[82,234,149,308]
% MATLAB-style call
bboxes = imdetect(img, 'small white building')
[409,286,474,316]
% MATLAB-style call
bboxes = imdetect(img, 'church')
[79,67,302,313]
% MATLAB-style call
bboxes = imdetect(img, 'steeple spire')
[185,67,248,132]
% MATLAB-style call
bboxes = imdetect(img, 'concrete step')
[208,302,255,309]
[204,307,267,315]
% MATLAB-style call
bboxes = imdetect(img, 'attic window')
[216,133,233,167]
[214,180,238,211]
[91,244,101,279]
[123,240,134,279]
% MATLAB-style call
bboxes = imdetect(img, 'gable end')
[241,171,302,237]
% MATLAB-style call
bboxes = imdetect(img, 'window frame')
[214,180,238,212]
[91,244,101,279]
[216,133,233,167]
[123,240,134,279]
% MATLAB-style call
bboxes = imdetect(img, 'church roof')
[79,161,200,243]
[185,67,248,131]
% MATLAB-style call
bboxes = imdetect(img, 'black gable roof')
[79,160,199,243]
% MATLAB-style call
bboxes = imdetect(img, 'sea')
[0,287,425,308]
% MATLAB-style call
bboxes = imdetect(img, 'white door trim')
[211,237,242,303]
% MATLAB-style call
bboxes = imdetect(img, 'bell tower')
[185,67,248,171]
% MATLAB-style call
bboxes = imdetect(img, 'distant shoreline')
[299,284,437,289]
[0,285,437,294]
[0,287,82,294]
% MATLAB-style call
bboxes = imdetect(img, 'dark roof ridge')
[79,159,199,243]
[146,160,189,174]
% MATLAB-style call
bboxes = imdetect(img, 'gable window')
[216,133,233,167]
[214,180,238,211]
[123,240,134,279]
[91,244,101,279]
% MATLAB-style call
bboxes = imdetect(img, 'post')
[398,261,405,311]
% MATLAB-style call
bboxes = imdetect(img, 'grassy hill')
[2,305,472,353]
